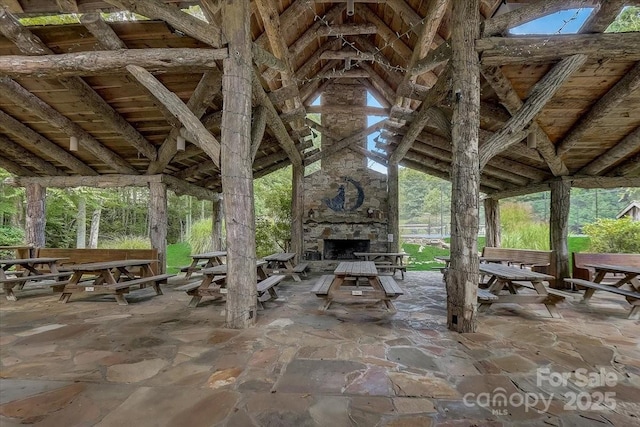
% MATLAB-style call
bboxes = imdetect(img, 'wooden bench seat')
[378,276,404,297]
[292,263,309,276]
[565,278,640,320]
[175,281,204,292]
[311,275,334,296]
[256,275,285,308]
[377,264,407,279]
[572,253,640,283]
[105,274,173,295]
[0,271,71,284]
[477,289,498,301]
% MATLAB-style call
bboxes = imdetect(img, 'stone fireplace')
[303,81,389,269]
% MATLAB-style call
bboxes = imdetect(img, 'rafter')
[0,157,35,177]
[556,62,640,157]
[0,76,137,174]
[608,154,640,177]
[480,65,568,175]
[479,54,587,168]
[355,3,412,62]
[0,109,97,176]
[579,0,627,33]
[305,105,389,116]
[0,135,66,176]
[579,127,640,175]
[478,33,640,65]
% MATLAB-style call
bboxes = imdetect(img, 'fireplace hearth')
[323,239,370,260]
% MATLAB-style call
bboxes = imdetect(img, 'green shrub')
[187,218,213,254]
[0,226,24,246]
[99,235,151,249]
[582,217,640,253]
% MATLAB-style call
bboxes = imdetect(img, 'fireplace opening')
[323,239,370,260]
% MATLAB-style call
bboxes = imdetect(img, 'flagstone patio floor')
[1,271,638,426]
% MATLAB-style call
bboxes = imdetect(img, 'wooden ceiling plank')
[579,0,626,33]
[0,76,137,174]
[2,1,23,13]
[480,65,568,175]
[56,0,79,13]
[607,153,640,177]
[579,126,640,175]
[127,64,220,167]
[0,9,158,162]
[103,0,223,47]
[355,3,412,62]
[479,54,587,168]
[482,0,598,36]
[0,156,35,176]
[0,109,97,175]
[388,64,452,164]
[478,33,640,65]
[0,135,66,176]
[556,62,640,157]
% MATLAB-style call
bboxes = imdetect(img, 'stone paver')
[1,271,638,426]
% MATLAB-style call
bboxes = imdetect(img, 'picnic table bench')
[353,252,408,279]
[264,252,308,282]
[180,251,227,279]
[0,257,69,301]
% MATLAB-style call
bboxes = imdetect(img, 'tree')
[606,6,640,33]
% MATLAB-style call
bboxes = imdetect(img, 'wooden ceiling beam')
[388,65,451,164]
[0,76,137,174]
[0,156,35,176]
[579,126,640,175]
[254,0,315,50]
[556,62,640,157]
[127,64,220,167]
[319,68,370,79]
[293,38,341,82]
[0,9,158,162]
[579,0,627,33]
[299,60,339,103]
[0,109,97,176]
[103,0,223,47]
[0,48,227,78]
[251,105,268,162]
[479,54,587,169]
[56,0,79,13]
[410,40,451,77]
[1,1,23,13]
[478,32,640,65]
[305,105,388,116]
[0,135,66,176]
[355,4,412,62]
[356,76,393,108]
[320,49,375,61]
[480,65,568,175]
[608,154,640,177]
[482,0,598,36]
[316,23,378,36]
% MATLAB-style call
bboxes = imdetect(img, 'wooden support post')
[25,183,46,248]
[447,0,480,333]
[484,198,501,248]
[211,194,224,251]
[149,182,167,274]
[387,162,400,253]
[291,163,304,263]
[550,179,570,289]
[221,0,256,329]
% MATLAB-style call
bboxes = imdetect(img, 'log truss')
[0,0,638,199]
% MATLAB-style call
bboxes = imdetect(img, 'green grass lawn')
[166,242,192,274]
[403,235,592,271]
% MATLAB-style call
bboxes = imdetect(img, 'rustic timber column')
[387,162,400,252]
[211,194,224,251]
[221,0,257,328]
[447,0,480,333]
[25,183,46,248]
[550,179,570,289]
[149,181,167,274]
[484,197,501,248]
[291,163,304,263]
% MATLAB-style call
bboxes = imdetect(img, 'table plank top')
[264,252,296,262]
[0,257,68,266]
[479,263,554,281]
[202,260,267,275]
[584,263,640,275]
[353,252,408,257]
[67,259,156,271]
[334,261,378,276]
[191,251,227,260]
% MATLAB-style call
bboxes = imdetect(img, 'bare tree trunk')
[447,0,480,333]
[88,204,102,248]
[76,196,86,248]
[484,197,501,248]
[550,179,570,289]
[25,183,46,248]
[149,182,167,274]
[291,163,304,263]
[387,162,400,252]
[221,0,256,329]
[212,194,224,251]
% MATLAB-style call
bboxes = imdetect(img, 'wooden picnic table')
[264,252,308,282]
[478,263,563,318]
[311,261,403,312]
[177,260,284,308]
[182,251,227,279]
[0,257,69,301]
[54,259,170,305]
[0,245,36,258]
[585,263,640,290]
[353,252,408,279]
